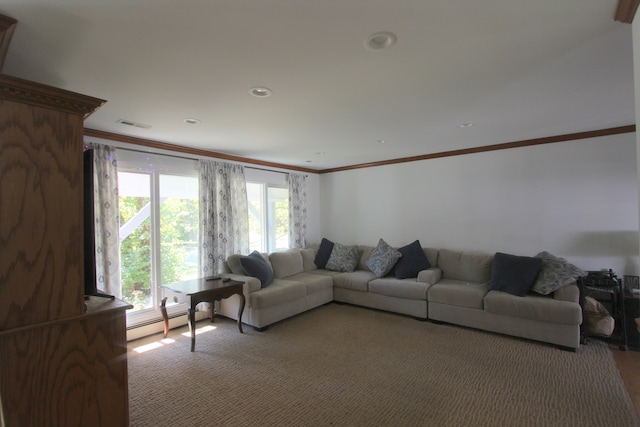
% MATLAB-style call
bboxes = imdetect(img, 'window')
[117,151,199,326]
[245,169,289,253]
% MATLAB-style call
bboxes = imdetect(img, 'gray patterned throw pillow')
[366,238,402,278]
[325,243,361,272]
[531,251,585,295]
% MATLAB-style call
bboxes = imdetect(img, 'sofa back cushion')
[438,249,493,283]
[424,248,439,267]
[357,245,375,271]
[301,248,317,271]
[226,254,246,275]
[270,250,304,279]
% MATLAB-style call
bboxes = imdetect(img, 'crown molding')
[615,0,640,23]
[319,125,636,174]
[83,128,320,174]
[0,74,105,118]
[87,125,635,175]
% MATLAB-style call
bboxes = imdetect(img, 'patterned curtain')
[88,143,121,299]
[288,173,308,249]
[199,160,250,276]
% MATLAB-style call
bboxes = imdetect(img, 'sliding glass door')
[117,151,199,327]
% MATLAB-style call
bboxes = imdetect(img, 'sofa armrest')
[553,282,579,303]
[417,268,442,285]
[221,273,261,294]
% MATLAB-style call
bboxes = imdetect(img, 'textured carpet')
[128,303,640,427]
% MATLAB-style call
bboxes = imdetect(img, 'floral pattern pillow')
[531,251,585,295]
[325,243,361,272]
[366,238,402,278]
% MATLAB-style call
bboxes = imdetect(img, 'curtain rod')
[117,146,303,176]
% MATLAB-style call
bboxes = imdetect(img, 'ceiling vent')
[117,119,151,129]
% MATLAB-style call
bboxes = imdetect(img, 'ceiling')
[0,1,635,171]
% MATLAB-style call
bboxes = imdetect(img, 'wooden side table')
[160,277,245,351]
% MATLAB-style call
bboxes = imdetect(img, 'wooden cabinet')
[0,74,131,426]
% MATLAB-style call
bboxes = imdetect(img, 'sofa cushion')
[489,252,542,297]
[553,283,579,303]
[287,272,333,295]
[368,278,430,300]
[326,243,361,272]
[333,271,376,292]
[428,282,490,309]
[438,249,493,283]
[417,268,442,285]
[307,269,342,278]
[240,251,274,288]
[301,248,317,271]
[394,240,431,279]
[424,248,439,268]
[366,238,402,278]
[249,279,306,309]
[270,250,304,279]
[357,245,375,271]
[531,251,585,295]
[226,254,245,275]
[484,290,582,325]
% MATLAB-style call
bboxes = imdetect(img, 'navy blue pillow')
[240,251,274,288]
[314,238,334,268]
[394,240,430,279]
[490,252,542,297]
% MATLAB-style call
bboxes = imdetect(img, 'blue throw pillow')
[240,251,274,288]
[314,238,334,268]
[394,240,431,279]
[490,252,542,297]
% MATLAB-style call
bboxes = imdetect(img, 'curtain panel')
[288,173,308,249]
[88,142,121,299]
[199,160,250,276]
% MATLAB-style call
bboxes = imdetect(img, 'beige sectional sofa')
[219,245,583,350]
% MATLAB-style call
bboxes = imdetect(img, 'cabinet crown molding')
[0,73,105,118]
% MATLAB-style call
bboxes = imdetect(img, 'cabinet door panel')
[0,99,84,331]
[0,310,130,427]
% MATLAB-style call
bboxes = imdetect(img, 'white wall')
[320,133,639,275]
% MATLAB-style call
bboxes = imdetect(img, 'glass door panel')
[118,171,153,310]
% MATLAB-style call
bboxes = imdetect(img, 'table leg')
[237,293,245,334]
[188,306,196,352]
[160,297,169,338]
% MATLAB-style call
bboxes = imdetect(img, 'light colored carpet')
[128,303,640,427]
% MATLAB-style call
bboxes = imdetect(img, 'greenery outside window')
[117,151,199,327]
[246,169,290,253]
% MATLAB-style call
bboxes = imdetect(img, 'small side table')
[160,277,245,352]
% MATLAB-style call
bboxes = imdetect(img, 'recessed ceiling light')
[315,152,326,155]
[365,32,397,51]
[458,123,473,128]
[376,139,386,144]
[250,87,272,97]
[184,118,201,125]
